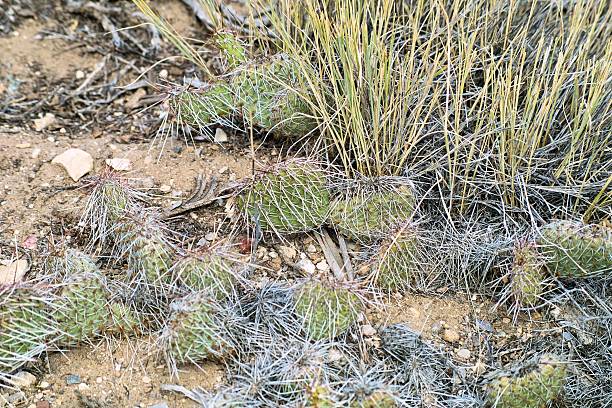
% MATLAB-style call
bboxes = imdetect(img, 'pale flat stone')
[51,148,93,181]
[33,113,56,132]
[105,158,132,171]
[0,259,29,285]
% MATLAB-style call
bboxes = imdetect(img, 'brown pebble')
[442,328,460,343]
[36,401,50,408]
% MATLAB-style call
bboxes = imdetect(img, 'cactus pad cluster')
[0,285,58,379]
[237,160,331,234]
[294,280,361,340]
[538,220,611,278]
[330,183,416,241]
[487,356,567,408]
[373,223,424,291]
[173,252,236,300]
[160,292,235,366]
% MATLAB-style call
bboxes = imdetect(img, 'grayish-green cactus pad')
[538,220,611,278]
[487,357,566,408]
[0,285,58,377]
[330,184,416,242]
[237,161,331,234]
[160,292,234,365]
[294,280,361,340]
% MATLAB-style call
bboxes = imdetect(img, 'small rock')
[95,377,103,384]
[218,166,229,174]
[268,251,278,259]
[75,70,85,80]
[306,244,317,253]
[5,391,26,405]
[33,113,56,132]
[126,88,147,110]
[327,348,343,363]
[36,401,50,408]
[11,371,36,388]
[16,142,31,149]
[316,260,329,272]
[65,374,81,385]
[31,148,41,159]
[0,259,29,285]
[38,381,50,389]
[105,158,132,171]
[361,324,376,337]
[295,258,316,275]
[214,128,228,143]
[501,317,511,325]
[78,383,89,391]
[205,232,217,241]
[51,148,93,181]
[475,319,493,332]
[442,329,460,343]
[277,246,297,262]
[142,376,151,384]
[456,348,471,360]
[159,69,168,79]
[159,184,172,193]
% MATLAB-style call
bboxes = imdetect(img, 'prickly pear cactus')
[306,385,337,408]
[81,172,135,245]
[214,30,248,70]
[294,280,361,340]
[172,53,316,137]
[538,220,611,278]
[350,391,397,408]
[105,302,143,337]
[487,357,566,408]
[54,273,110,347]
[510,242,546,308]
[236,160,331,234]
[374,223,423,291]
[330,183,416,242]
[173,82,234,127]
[173,253,236,300]
[0,285,58,379]
[160,292,234,366]
[45,248,99,280]
[114,214,175,284]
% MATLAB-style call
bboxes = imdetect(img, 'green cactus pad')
[487,357,566,408]
[510,242,546,308]
[538,220,611,278]
[375,224,423,291]
[0,285,58,378]
[105,302,143,337]
[351,391,397,408]
[114,216,175,283]
[306,385,337,408]
[54,273,110,347]
[294,280,361,340]
[173,54,316,137]
[173,82,234,127]
[45,248,99,280]
[160,292,234,365]
[236,160,331,234]
[330,184,416,242]
[174,253,236,300]
[214,30,248,70]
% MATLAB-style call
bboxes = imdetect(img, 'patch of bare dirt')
[0,20,98,80]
